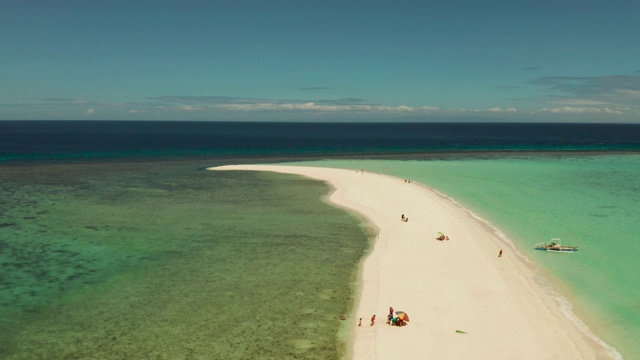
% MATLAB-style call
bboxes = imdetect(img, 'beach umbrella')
[395,311,409,322]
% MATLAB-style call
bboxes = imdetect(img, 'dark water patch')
[0,234,101,310]
[1,121,639,164]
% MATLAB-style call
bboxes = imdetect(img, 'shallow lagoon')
[0,160,370,359]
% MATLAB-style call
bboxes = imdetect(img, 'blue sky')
[2,0,639,122]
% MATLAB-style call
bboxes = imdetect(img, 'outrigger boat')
[534,238,578,253]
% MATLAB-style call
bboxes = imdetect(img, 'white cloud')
[486,107,518,113]
[175,105,202,111]
[451,107,518,113]
[530,75,640,106]
[212,102,439,113]
[128,109,147,114]
[603,108,624,115]
[538,107,623,115]
[86,108,95,115]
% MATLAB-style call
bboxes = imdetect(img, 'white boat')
[534,238,578,253]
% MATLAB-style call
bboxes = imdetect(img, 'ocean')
[1,121,639,359]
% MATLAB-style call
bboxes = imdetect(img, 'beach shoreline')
[210,164,616,359]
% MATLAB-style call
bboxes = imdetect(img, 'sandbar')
[210,164,612,359]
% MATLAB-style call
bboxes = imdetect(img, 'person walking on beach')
[358,318,362,326]
[370,314,376,326]
[499,249,503,257]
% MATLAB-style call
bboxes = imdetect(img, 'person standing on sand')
[358,318,362,326]
[499,249,503,257]
[370,314,376,326]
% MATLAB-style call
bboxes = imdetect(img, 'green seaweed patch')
[0,239,100,310]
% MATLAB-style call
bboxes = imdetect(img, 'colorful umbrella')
[395,311,409,322]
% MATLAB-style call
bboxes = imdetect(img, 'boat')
[534,238,578,253]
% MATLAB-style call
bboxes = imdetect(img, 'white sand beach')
[211,165,610,359]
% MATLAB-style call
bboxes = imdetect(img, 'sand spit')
[210,165,612,360]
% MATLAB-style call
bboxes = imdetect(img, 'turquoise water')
[285,154,640,359]
[0,161,371,359]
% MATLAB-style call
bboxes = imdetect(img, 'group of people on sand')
[387,306,406,327]
[436,232,449,241]
[360,306,408,328]
[401,214,409,222]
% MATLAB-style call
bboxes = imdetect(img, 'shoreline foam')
[210,164,616,359]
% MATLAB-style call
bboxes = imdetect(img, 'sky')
[2,0,639,122]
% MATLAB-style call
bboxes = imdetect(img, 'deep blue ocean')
[1,121,639,359]
[2,121,639,162]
